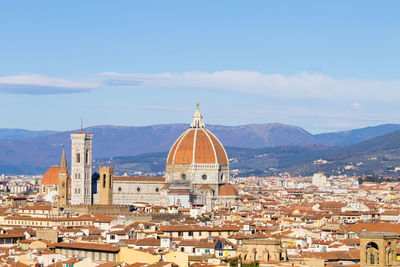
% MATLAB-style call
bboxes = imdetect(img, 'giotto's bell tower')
[70,131,93,205]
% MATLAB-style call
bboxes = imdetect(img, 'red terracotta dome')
[41,166,60,185]
[167,105,228,166]
[219,184,239,197]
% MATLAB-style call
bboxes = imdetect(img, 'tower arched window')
[76,153,80,163]
[109,174,112,189]
[85,149,88,164]
[103,174,106,188]
[365,242,379,265]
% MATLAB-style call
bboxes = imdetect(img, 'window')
[85,149,89,164]
[109,174,112,189]
[155,188,159,192]
[110,235,115,240]
[103,174,106,188]
[118,187,122,192]
[202,175,207,180]
[181,174,186,180]
[76,153,80,163]
[137,187,141,192]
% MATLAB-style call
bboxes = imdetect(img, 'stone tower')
[359,232,400,267]
[58,147,70,208]
[70,131,93,205]
[99,166,114,205]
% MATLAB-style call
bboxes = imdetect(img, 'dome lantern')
[190,102,205,129]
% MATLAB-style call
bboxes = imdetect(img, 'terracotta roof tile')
[219,184,239,197]
[167,128,228,166]
[41,166,60,185]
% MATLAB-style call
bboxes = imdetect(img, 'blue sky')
[0,1,400,133]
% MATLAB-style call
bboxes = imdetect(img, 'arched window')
[109,174,112,189]
[366,242,379,250]
[76,153,80,163]
[85,149,89,164]
[366,242,379,264]
[103,174,106,188]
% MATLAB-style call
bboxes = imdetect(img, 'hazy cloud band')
[1,72,399,102]
[99,71,400,101]
[0,74,97,95]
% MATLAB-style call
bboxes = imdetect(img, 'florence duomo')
[3,1,400,266]
[40,104,239,212]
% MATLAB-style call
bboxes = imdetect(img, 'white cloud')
[99,71,400,101]
[2,71,400,101]
[351,102,362,110]
[0,74,98,95]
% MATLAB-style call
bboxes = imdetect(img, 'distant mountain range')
[313,124,400,146]
[0,129,58,140]
[1,123,400,175]
[98,129,400,177]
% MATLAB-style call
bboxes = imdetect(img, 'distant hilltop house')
[40,104,240,212]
